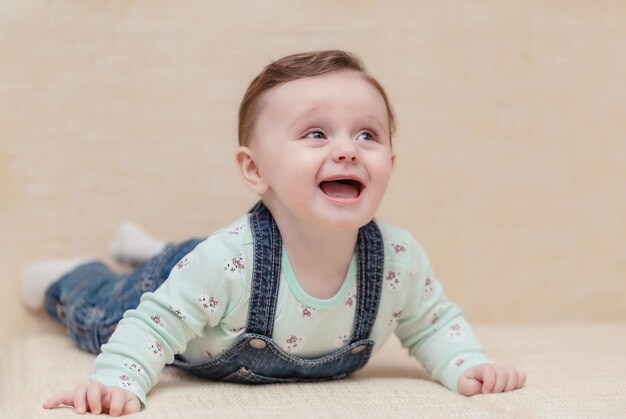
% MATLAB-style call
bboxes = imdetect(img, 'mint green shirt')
[92,215,490,406]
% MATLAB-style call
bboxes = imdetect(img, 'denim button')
[249,339,267,349]
[350,345,367,354]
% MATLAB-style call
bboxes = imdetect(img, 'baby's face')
[247,69,394,232]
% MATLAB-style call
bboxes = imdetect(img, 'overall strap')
[245,201,283,336]
[351,220,385,342]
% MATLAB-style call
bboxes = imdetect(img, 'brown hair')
[238,50,396,146]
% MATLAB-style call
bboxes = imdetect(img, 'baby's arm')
[43,381,140,416]
[394,238,525,395]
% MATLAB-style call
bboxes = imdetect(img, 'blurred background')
[1,1,625,342]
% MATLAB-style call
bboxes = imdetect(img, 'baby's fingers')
[511,370,526,390]
[518,371,527,388]
[73,384,88,413]
[42,392,75,409]
[122,395,141,416]
[87,381,105,414]
[490,365,509,393]
[105,388,141,416]
[108,389,127,417]
[480,365,497,393]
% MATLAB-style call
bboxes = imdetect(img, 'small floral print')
[285,335,304,352]
[229,224,246,235]
[176,256,191,271]
[388,310,402,327]
[344,287,357,308]
[422,276,434,300]
[147,338,163,359]
[196,292,219,315]
[122,359,143,374]
[335,331,350,347]
[223,253,245,280]
[151,314,166,328]
[233,258,244,270]
[390,243,407,254]
[117,375,135,389]
[452,354,469,368]
[446,323,467,342]
[385,270,401,291]
[169,304,187,320]
[300,304,318,318]
[429,304,446,325]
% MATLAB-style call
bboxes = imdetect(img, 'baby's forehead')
[256,70,388,118]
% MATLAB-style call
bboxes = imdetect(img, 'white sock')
[21,257,93,311]
[109,221,166,266]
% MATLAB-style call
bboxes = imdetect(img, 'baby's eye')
[357,131,376,142]
[304,130,326,140]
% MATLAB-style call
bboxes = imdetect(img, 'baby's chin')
[310,207,378,232]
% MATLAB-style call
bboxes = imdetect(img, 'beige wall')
[1,1,625,336]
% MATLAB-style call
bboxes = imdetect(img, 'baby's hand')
[43,381,140,416]
[457,363,526,396]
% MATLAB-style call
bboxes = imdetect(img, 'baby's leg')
[109,221,167,267]
[43,261,133,354]
[43,238,204,354]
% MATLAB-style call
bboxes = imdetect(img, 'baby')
[24,50,525,416]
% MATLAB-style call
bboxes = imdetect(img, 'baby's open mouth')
[319,179,364,199]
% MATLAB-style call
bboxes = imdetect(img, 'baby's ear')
[235,147,268,194]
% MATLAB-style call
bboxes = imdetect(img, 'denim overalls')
[45,201,384,383]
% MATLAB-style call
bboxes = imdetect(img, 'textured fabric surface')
[3,320,625,418]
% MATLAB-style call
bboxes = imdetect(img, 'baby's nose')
[332,140,359,163]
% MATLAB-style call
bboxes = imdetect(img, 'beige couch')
[2,1,625,417]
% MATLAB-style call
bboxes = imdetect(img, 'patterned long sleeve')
[90,236,244,407]
[394,239,491,392]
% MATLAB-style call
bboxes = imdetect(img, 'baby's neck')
[275,218,358,300]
